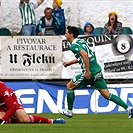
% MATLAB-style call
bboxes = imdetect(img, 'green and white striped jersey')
[19,2,38,26]
[70,38,102,74]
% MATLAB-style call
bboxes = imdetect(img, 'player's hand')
[63,62,70,67]
[85,71,91,79]
[0,119,5,125]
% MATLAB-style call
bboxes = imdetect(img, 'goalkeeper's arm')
[0,119,5,125]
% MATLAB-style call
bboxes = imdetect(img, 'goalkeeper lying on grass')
[0,81,66,125]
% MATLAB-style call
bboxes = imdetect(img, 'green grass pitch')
[0,113,133,133]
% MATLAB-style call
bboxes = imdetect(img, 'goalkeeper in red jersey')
[0,81,66,125]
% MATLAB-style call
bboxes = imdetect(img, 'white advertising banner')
[95,35,133,79]
[0,35,133,80]
[0,36,62,79]
[5,81,133,114]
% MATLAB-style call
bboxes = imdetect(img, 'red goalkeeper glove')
[0,119,5,125]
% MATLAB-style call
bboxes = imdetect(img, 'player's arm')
[80,49,91,79]
[63,59,78,67]
[2,95,16,123]
[37,0,44,6]
[0,87,16,123]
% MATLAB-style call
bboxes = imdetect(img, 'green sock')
[108,93,128,110]
[67,89,75,110]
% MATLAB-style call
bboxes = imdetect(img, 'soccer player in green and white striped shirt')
[19,0,44,35]
[60,26,131,118]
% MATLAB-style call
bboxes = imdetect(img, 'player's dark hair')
[67,26,79,38]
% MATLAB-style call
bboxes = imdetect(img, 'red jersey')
[0,81,23,121]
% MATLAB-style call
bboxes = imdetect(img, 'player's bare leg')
[14,109,30,123]
[14,109,66,124]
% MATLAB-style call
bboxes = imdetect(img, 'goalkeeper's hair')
[67,26,79,38]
